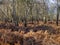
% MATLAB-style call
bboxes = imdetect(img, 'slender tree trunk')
[36,3,39,24]
[43,0,47,24]
[30,7,33,24]
[56,0,59,26]
[24,16,27,27]
[24,3,28,27]
[12,0,19,26]
[56,7,59,26]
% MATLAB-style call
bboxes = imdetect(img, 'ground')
[0,21,60,45]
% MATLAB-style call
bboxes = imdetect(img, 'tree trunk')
[56,7,59,26]
[24,17,27,27]
[12,0,19,26]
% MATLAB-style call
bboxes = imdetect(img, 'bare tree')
[12,0,19,26]
[56,0,59,26]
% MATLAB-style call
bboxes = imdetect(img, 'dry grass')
[0,21,60,45]
[0,29,60,45]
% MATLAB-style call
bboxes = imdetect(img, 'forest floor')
[0,21,60,45]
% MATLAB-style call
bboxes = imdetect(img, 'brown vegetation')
[0,21,60,45]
